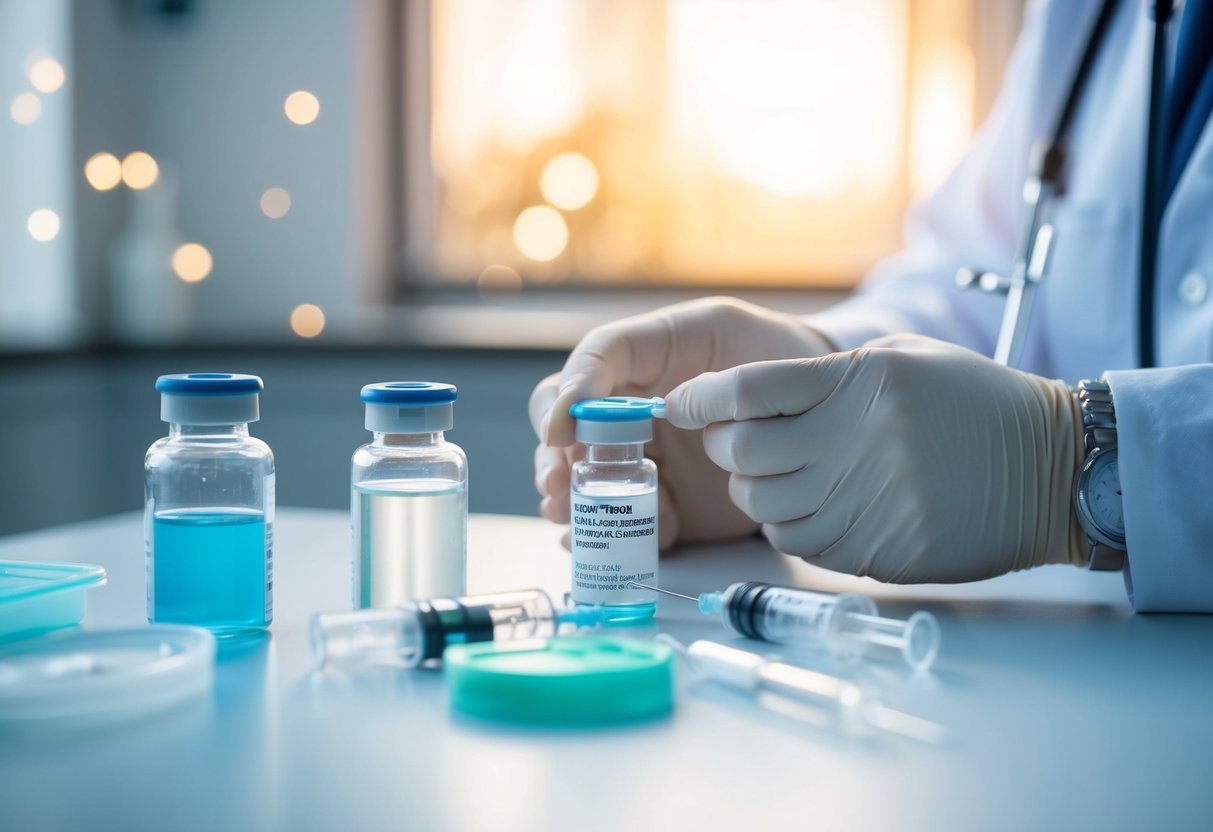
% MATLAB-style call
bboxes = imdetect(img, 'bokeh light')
[121,151,160,190]
[289,304,326,338]
[10,93,41,125]
[540,152,599,210]
[28,58,65,93]
[284,91,320,125]
[477,264,523,295]
[84,152,123,191]
[172,243,213,283]
[260,187,292,219]
[512,206,568,262]
[27,209,60,242]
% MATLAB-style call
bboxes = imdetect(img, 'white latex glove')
[529,297,835,548]
[664,334,1087,582]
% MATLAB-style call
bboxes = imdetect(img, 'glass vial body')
[145,375,274,637]
[570,442,658,621]
[352,383,467,609]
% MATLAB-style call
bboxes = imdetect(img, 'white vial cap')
[570,397,663,445]
[156,373,262,425]
[362,382,456,433]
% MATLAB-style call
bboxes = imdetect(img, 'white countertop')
[1,509,1209,831]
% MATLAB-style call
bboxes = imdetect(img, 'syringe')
[632,580,940,672]
[311,588,607,669]
[657,635,946,743]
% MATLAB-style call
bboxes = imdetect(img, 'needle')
[627,580,698,602]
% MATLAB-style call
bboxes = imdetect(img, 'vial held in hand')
[569,397,662,622]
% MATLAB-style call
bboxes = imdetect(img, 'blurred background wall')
[0,0,1025,536]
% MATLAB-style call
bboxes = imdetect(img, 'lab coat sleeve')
[1105,366,1213,612]
[806,1,1050,355]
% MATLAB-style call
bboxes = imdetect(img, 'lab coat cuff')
[1105,365,1213,612]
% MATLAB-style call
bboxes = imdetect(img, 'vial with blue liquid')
[145,373,274,636]
[352,382,467,608]
[569,397,661,622]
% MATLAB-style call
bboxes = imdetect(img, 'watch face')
[1083,450,1125,541]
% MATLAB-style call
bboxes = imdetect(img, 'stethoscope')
[956,0,1171,369]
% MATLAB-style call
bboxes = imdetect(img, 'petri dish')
[0,560,107,643]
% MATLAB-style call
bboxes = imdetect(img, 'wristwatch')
[1074,379,1126,570]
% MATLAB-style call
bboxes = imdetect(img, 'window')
[409,0,1016,290]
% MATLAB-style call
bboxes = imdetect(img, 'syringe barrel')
[720,582,878,659]
[311,588,558,668]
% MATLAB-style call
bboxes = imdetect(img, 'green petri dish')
[444,636,674,726]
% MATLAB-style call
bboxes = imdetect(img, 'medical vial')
[569,397,660,622]
[145,373,274,636]
[351,382,467,608]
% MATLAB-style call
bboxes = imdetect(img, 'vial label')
[571,490,658,606]
[264,473,275,621]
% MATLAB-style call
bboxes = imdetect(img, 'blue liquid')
[579,601,657,624]
[151,508,271,636]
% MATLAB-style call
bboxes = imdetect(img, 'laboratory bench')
[1,509,1211,831]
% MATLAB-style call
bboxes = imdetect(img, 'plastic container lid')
[0,625,215,724]
[156,373,263,425]
[0,561,107,643]
[361,382,457,433]
[570,397,665,445]
[444,636,674,725]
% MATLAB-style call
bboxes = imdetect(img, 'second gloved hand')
[664,334,1087,582]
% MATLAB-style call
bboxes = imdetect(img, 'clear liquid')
[150,508,271,635]
[353,479,467,608]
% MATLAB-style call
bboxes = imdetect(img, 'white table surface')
[1,509,1210,831]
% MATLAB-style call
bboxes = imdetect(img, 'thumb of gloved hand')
[665,334,1087,583]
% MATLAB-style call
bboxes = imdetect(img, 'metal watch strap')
[1077,379,1124,570]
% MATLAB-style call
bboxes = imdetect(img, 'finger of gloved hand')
[701,415,813,475]
[729,469,834,525]
[533,443,569,498]
[528,373,561,442]
[665,355,850,430]
[760,505,855,562]
[544,316,674,447]
[862,332,955,353]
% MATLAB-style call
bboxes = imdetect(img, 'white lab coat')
[808,0,1213,612]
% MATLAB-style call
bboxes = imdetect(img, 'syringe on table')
[311,589,607,669]
[631,580,940,671]
[657,635,947,743]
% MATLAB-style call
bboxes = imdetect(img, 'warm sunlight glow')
[289,304,326,338]
[284,91,320,125]
[27,209,60,242]
[513,206,568,261]
[28,58,65,93]
[10,93,41,125]
[540,152,599,210]
[122,151,160,190]
[909,41,975,198]
[260,187,292,219]
[172,243,213,283]
[84,152,123,191]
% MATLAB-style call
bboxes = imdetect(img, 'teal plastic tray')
[0,561,107,643]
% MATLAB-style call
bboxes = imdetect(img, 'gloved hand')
[664,334,1087,582]
[529,297,835,548]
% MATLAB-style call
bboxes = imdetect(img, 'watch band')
[1076,379,1125,570]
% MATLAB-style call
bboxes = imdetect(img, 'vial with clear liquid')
[569,397,660,622]
[351,382,468,608]
[145,373,274,636]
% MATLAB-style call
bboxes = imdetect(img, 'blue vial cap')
[360,382,457,405]
[156,373,262,425]
[156,373,264,396]
[569,397,664,422]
